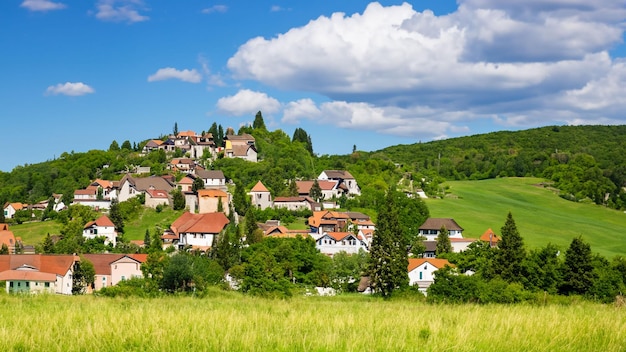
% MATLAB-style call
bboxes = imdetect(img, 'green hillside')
[425,177,626,258]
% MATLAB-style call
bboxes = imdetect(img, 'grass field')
[8,220,60,246]
[426,177,626,258]
[0,292,624,351]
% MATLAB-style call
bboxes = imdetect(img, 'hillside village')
[0,122,624,302]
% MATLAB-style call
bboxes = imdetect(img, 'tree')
[171,189,186,210]
[309,179,323,202]
[73,257,95,295]
[121,140,132,150]
[253,111,266,130]
[560,236,596,295]
[42,233,55,254]
[368,187,408,297]
[109,140,120,151]
[0,244,8,255]
[109,198,124,234]
[292,127,313,154]
[245,207,262,245]
[435,225,452,256]
[0,209,4,224]
[493,212,525,283]
[144,229,151,249]
[233,182,249,215]
[211,224,241,271]
[173,122,179,136]
[192,177,205,193]
[287,179,299,197]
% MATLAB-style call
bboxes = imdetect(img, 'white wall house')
[315,232,369,256]
[170,212,230,252]
[83,215,117,246]
[0,254,76,295]
[249,181,272,210]
[407,258,453,294]
[418,218,464,241]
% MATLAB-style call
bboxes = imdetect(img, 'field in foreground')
[426,177,626,258]
[1,292,625,351]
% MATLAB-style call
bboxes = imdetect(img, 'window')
[45,282,50,288]
[419,272,422,280]
[121,276,126,281]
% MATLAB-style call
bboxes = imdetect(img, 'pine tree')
[253,111,266,130]
[171,189,186,210]
[368,187,408,297]
[309,179,323,202]
[287,179,299,197]
[560,236,596,295]
[435,225,452,256]
[109,198,124,234]
[244,207,262,245]
[173,122,179,136]
[192,177,205,193]
[144,229,151,249]
[42,233,54,253]
[233,182,249,215]
[494,212,525,282]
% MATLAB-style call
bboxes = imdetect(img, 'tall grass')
[0,292,624,351]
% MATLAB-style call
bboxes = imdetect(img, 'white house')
[195,169,226,189]
[169,212,230,252]
[0,254,76,295]
[318,170,361,196]
[273,196,317,211]
[407,258,453,294]
[3,202,26,219]
[418,218,464,241]
[315,232,369,256]
[83,215,118,246]
[249,181,272,210]
[117,174,175,203]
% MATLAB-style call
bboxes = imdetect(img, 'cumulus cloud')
[227,1,626,139]
[45,82,95,96]
[20,0,66,11]
[201,5,227,14]
[95,0,149,23]
[216,89,281,116]
[147,68,202,83]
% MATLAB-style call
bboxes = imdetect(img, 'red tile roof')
[407,258,454,272]
[0,268,57,282]
[250,181,269,192]
[0,254,75,275]
[170,212,230,235]
[480,228,501,244]
[419,218,464,231]
[84,215,115,229]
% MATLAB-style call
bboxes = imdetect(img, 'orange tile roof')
[480,228,501,243]
[178,176,194,185]
[84,215,115,229]
[170,212,230,235]
[177,130,197,137]
[92,179,114,188]
[325,232,360,241]
[146,189,169,198]
[0,254,75,276]
[296,180,338,193]
[198,189,228,198]
[0,269,57,282]
[250,181,269,192]
[407,258,454,272]
[0,230,16,248]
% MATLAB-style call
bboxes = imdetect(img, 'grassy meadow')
[0,291,624,351]
[426,177,626,258]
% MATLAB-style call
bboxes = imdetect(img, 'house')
[197,189,230,215]
[308,211,374,235]
[178,175,195,193]
[315,232,369,256]
[418,218,464,241]
[3,202,27,219]
[145,189,170,209]
[0,224,17,254]
[480,228,501,247]
[0,254,76,295]
[90,179,119,200]
[407,258,454,294]
[72,186,111,210]
[195,169,226,189]
[224,134,258,162]
[189,133,216,159]
[117,174,175,203]
[168,158,196,172]
[82,253,147,292]
[83,215,117,246]
[451,237,477,253]
[167,212,230,251]
[296,180,343,200]
[249,181,272,210]
[273,196,318,211]
[142,139,164,154]
[318,170,361,196]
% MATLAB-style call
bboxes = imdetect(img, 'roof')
[296,180,339,193]
[146,189,169,199]
[198,189,228,198]
[170,212,230,235]
[0,229,16,248]
[121,175,175,193]
[0,254,76,276]
[225,133,255,142]
[82,254,147,275]
[0,268,57,282]
[74,189,97,195]
[178,176,194,185]
[92,179,115,188]
[322,170,355,179]
[480,228,501,244]
[84,215,115,229]
[177,130,197,138]
[5,203,26,211]
[196,169,225,180]
[273,196,309,202]
[250,181,270,193]
[170,158,195,165]
[324,232,361,241]
[231,144,256,156]
[407,258,454,272]
[419,218,464,231]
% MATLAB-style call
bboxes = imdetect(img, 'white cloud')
[216,89,281,116]
[20,0,66,11]
[45,82,95,96]
[227,1,626,138]
[147,68,202,83]
[201,5,227,14]
[95,0,149,23]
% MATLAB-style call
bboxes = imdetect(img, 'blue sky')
[2,0,626,172]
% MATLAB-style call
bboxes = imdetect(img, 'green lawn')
[121,207,184,241]
[425,177,626,258]
[9,220,60,246]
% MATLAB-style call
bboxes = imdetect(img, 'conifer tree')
[253,111,267,130]
[309,179,323,202]
[144,229,151,249]
[288,179,299,197]
[368,187,408,297]
[560,236,596,295]
[435,225,452,256]
[109,198,124,234]
[494,212,525,282]
[244,207,262,245]
[233,182,249,215]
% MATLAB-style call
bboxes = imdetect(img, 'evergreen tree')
[171,189,186,210]
[0,209,5,223]
[173,122,179,136]
[233,182,249,215]
[109,140,120,151]
[192,177,205,193]
[208,122,218,140]
[211,225,241,271]
[309,179,323,202]
[217,197,224,213]
[217,125,224,146]
[244,207,262,245]
[287,179,299,197]
[109,198,124,234]
[493,212,525,282]
[368,187,408,297]
[0,244,8,255]
[144,229,151,249]
[42,233,55,253]
[435,225,452,256]
[560,236,596,295]
[292,127,313,154]
[253,111,267,130]
[121,140,132,150]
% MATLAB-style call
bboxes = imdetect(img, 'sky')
[2,0,626,172]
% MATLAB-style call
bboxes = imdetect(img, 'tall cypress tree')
[435,225,452,256]
[494,212,525,282]
[368,187,408,297]
[253,111,266,130]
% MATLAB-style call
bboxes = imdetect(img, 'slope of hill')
[425,177,626,258]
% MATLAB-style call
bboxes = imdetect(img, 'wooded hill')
[1,124,625,214]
